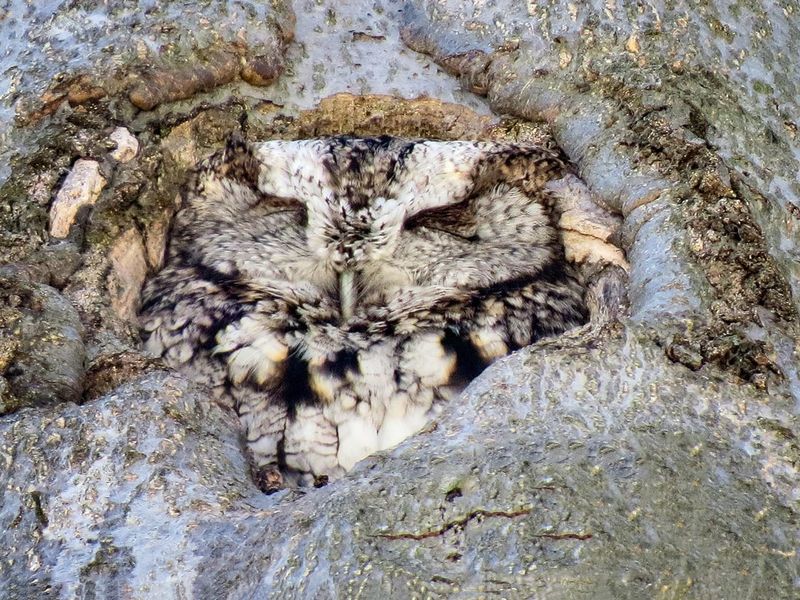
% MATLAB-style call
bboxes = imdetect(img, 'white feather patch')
[336,414,379,471]
[377,401,431,451]
[226,334,287,386]
[403,333,456,387]
[469,328,508,362]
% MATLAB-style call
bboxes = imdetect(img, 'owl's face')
[174,136,578,341]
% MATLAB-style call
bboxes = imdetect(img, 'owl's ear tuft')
[217,132,261,188]
[224,131,248,158]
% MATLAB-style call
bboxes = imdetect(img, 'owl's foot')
[252,464,284,494]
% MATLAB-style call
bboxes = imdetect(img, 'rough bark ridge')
[1,1,798,598]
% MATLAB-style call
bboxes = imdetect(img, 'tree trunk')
[1,1,798,597]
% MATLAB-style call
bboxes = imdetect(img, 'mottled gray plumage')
[140,135,590,491]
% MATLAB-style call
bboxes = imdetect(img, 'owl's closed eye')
[141,134,596,492]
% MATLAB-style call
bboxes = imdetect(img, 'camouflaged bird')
[140,135,617,492]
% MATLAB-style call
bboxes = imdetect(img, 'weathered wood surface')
[0,1,798,597]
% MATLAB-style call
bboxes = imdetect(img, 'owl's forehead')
[328,194,397,225]
[253,137,495,218]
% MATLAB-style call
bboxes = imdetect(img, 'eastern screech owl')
[140,135,591,491]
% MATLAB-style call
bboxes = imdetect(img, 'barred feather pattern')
[140,135,591,491]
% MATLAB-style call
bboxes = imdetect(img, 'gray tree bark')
[1,1,798,598]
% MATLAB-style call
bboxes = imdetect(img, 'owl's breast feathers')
[140,135,611,486]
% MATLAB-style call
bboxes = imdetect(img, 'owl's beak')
[339,270,356,321]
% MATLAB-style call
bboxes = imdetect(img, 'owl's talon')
[313,474,329,488]
[252,464,284,494]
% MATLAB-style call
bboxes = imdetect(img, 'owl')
[140,135,592,492]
